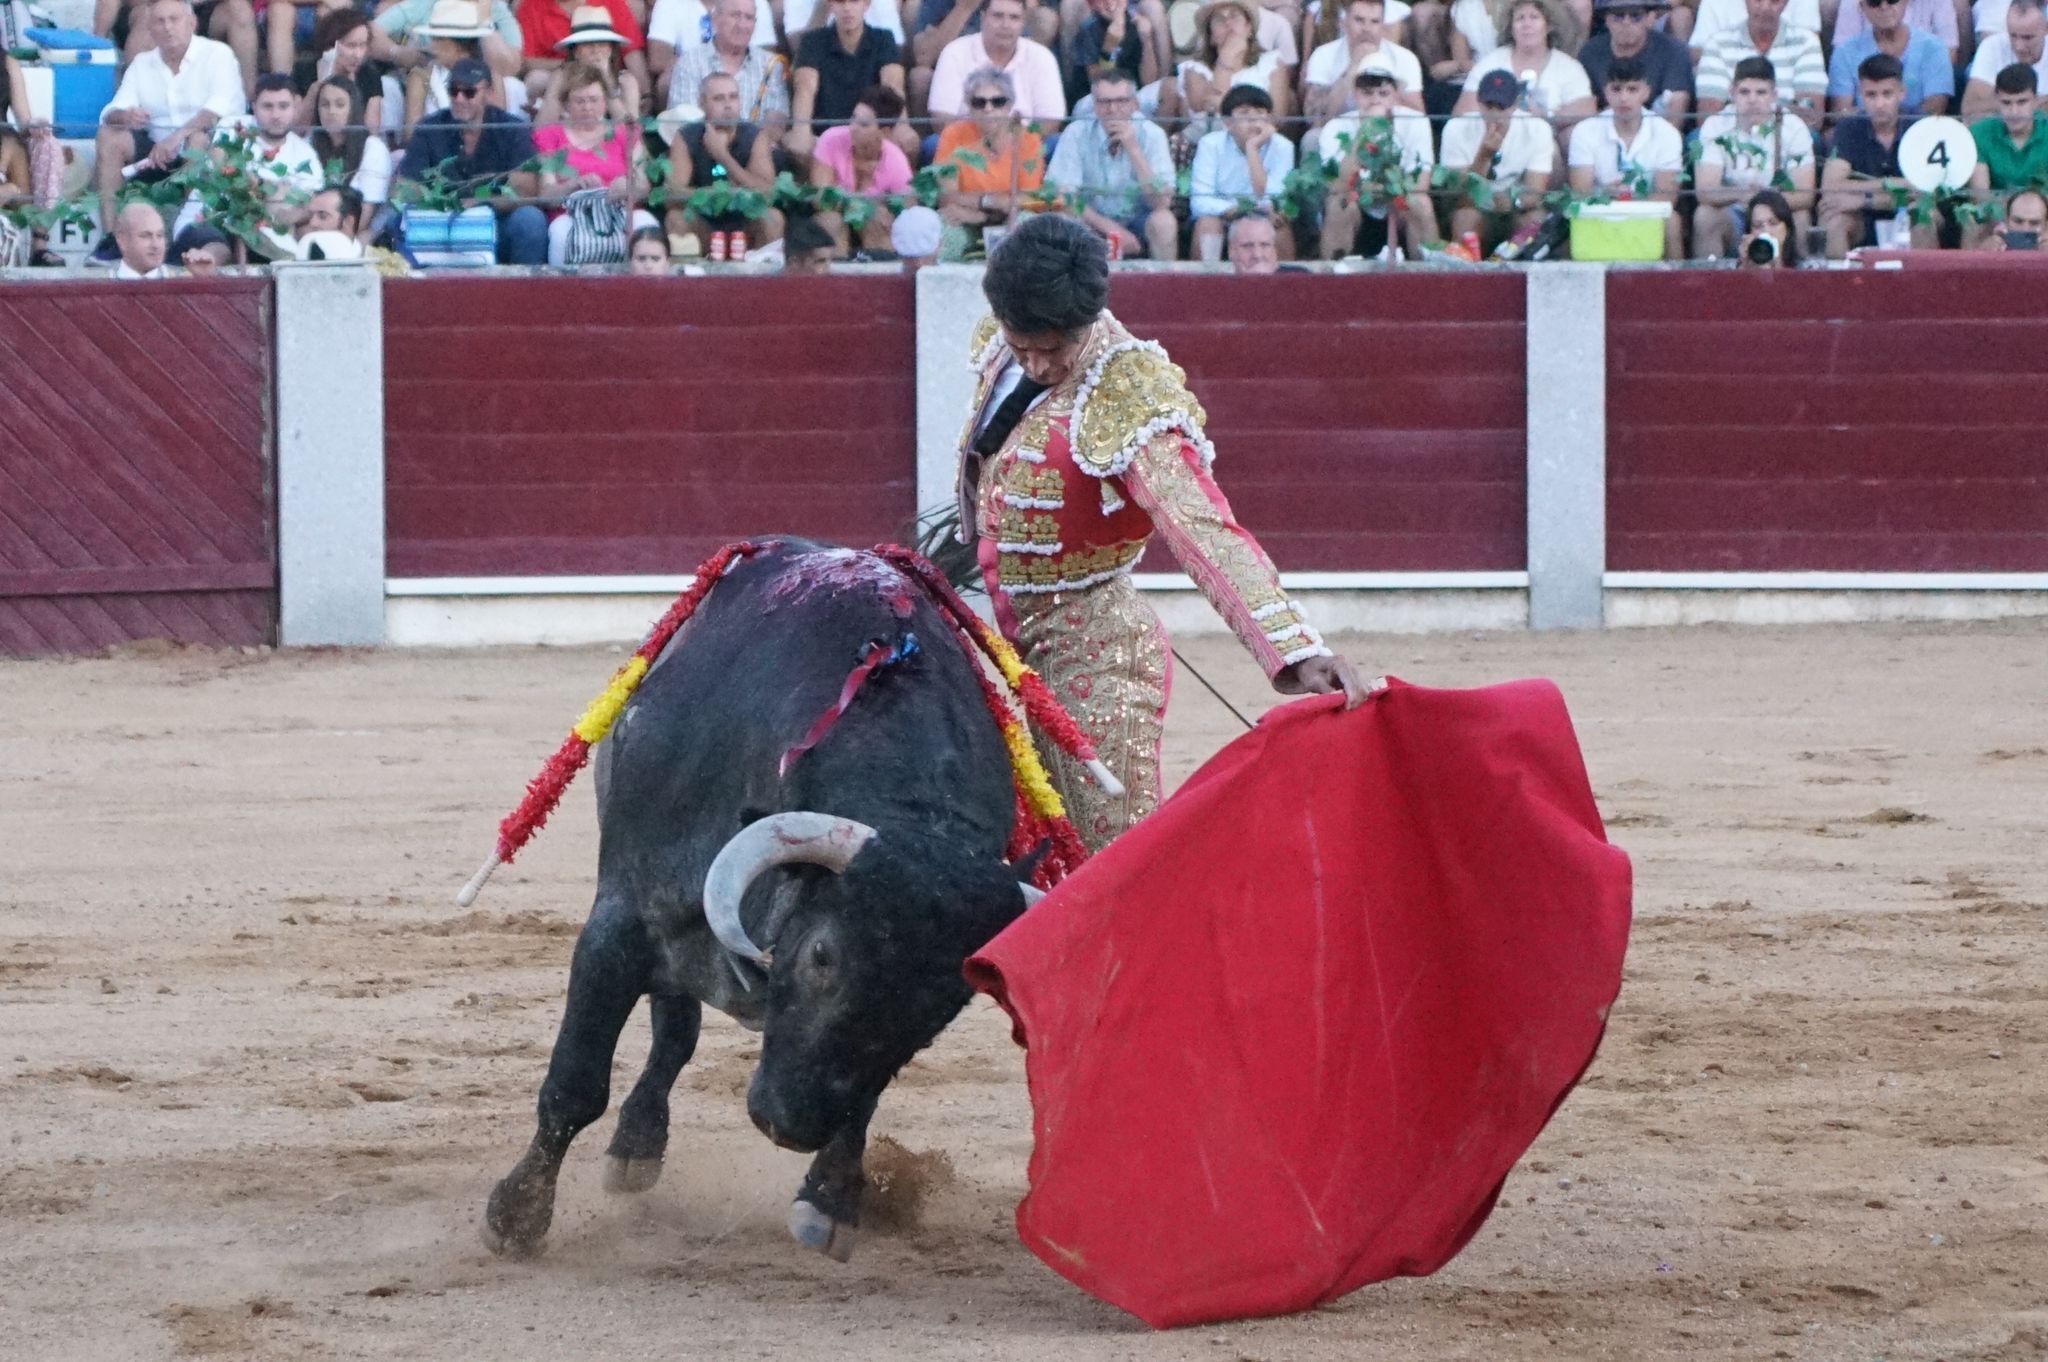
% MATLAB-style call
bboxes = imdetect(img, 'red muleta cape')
[964,677,1633,1328]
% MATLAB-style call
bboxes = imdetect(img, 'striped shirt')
[1695,23,1827,106]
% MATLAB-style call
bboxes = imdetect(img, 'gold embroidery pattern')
[997,540,1147,592]
[968,314,1003,368]
[1127,431,1329,674]
[1070,345,1212,479]
[996,506,1062,551]
[1011,577,1168,852]
[1000,461,1066,510]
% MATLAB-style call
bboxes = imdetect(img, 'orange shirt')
[936,122,1048,196]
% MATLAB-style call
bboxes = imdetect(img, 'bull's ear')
[954,861,1037,954]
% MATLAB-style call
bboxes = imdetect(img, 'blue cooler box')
[26,28,120,138]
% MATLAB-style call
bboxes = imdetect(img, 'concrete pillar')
[914,264,988,523]
[1524,264,1607,630]
[274,265,385,646]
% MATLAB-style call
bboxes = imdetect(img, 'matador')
[957,215,1369,851]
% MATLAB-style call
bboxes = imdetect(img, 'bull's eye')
[806,938,832,973]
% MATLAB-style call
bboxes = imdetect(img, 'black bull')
[483,540,1041,1262]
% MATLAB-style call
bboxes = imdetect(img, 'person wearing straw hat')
[534,3,645,119]
[371,0,523,87]
[1168,0,1291,130]
[402,0,530,132]
[518,0,648,109]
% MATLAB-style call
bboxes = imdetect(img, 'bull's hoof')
[787,1199,857,1263]
[482,1170,556,1259]
[603,1154,664,1195]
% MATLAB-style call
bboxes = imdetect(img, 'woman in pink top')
[534,63,656,263]
[807,85,913,255]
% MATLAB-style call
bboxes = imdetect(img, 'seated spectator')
[1303,0,1411,59]
[267,0,354,95]
[646,0,781,103]
[1737,186,1800,265]
[1827,0,1952,115]
[1694,0,1822,126]
[1454,0,1594,138]
[532,8,643,121]
[292,181,365,253]
[808,85,911,251]
[1190,84,1295,260]
[1170,0,1291,130]
[91,0,248,266]
[1566,58,1681,256]
[668,0,789,137]
[298,9,386,134]
[370,0,524,95]
[1227,208,1280,270]
[404,3,532,137]
[1970,63,2048,192]
[1046,67,1178,258]
[535,62,656,262]
[1691,56,1815,258]
[1413,0,1498,99]
[627,222,673,269]
[926,0,1066,125]
[1064,0,1168,110]
[784,0,909,45]
[666,70,786,252]
[914,0,1061,103]
[166,72,324,261]
[519,0,646,108]
[1961,0,2046,119]
[789,0,914,161]
[393,56,547,262]
[1979,185,2048,249]
[783,209,839,268]
[1578,0,1690,123]
[1686,0,1817,51]
[97,0,257,97]
[0,120,32,217]
[935,66,1048,231]
[1832,0,1956,63]
[1317,60,1437,258]
[110,198,172,277]
[1304,0,1422,131]
[1439,67,1554,253]
[1819,54,1934,255]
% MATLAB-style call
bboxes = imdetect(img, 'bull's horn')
[1018,883,1046,908]
[703,813,878,965]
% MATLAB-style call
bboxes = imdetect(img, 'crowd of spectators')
[5,0,2048,271]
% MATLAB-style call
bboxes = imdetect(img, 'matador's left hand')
[1278,654,1376,709]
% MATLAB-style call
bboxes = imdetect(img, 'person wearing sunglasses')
[1826,0,1953,114]
[935,66,1048,233]
[393,55,549,262]
[1578,0,1691,123]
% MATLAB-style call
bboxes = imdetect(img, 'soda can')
[1105,231,1123,261]
[708,231,727,262]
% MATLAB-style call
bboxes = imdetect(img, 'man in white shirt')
[109,199,171,278]
[1303,0,1423,134]
[1567,55,1683,256]
[1688,0,1819,48]
[169,73,325,260]
[1439,67,1554,253]
[647,0,780,96]
[926,0,1065,122]
[1692,54,1815,255]
[91,0,245,262]
[1317,61,1437,257]
[1190,83,1295,258]
[1961,0,2048,118]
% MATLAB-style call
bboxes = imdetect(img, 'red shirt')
[518,0,645,57]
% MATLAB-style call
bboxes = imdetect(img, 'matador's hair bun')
[983,214,1109,338]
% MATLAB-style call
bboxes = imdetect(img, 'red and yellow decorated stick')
[455,542,761,906]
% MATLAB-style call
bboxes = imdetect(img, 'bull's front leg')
[603,992,702,1194]
[484,894,650,1258]
[786,1094,878,1263]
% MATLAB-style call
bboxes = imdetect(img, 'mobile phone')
[2005,229,2039,250]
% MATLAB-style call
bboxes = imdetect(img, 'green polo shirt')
[1971,112,2048,190]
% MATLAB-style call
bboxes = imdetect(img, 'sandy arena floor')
[2,620,2044,1361]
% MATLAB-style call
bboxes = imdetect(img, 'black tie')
[973,376,1048,457]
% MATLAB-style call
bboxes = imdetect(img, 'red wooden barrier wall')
[1110,273,1528,572]
[1607,271,2048,573]
[0,280,275,657]
[383,275,918,577]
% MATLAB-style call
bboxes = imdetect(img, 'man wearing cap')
[956,214,1370,850]
[1694,0,1824,127]
[373,0,525,82]
[1438,67,1553,254]
[1303,0,1422,136]
[1318,60,1437,257]
[1046,67,1178,259]
[789,0,916,161]
[668,0,790,135]
[1578,0,1690,123]
[394,55,548,262]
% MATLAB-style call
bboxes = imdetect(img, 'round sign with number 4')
[1900,117,1978,193]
